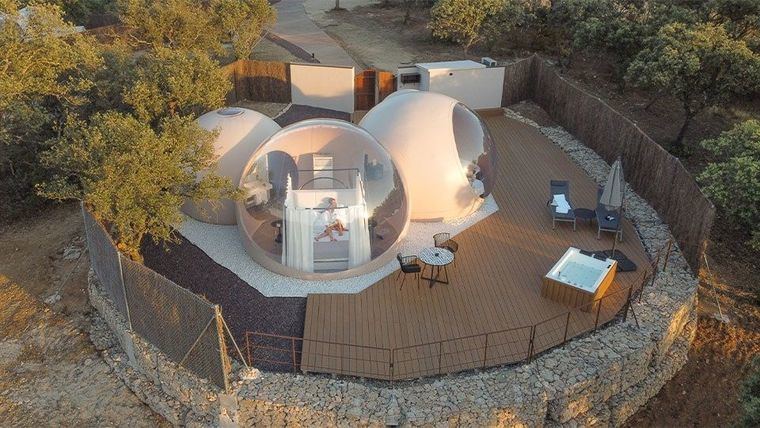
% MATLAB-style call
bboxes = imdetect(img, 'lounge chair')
[547,180,576,230]
[595,187,623,241]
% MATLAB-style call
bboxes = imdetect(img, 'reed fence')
[510,55,713,271]
[222,60,292,104]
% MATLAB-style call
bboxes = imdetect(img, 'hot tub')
[541,247,617,312]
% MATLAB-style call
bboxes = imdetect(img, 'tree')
[39,112,238,260]
[706,0,760,46]
[480,0,534,51]
[549,0,698,79]
[428,0,504,55]
[0,2,101,219]
[212,0,276,60]
[698,119,760,250]
[626,23,760,153]
[117,0,276,59]
[117,0,223,53]
[123,47,231,122]
[740,357,760,427]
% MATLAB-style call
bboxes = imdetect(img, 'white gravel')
[177,195,499,297]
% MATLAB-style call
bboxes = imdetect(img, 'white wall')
[426,67,505,110]
[290,63,355,113]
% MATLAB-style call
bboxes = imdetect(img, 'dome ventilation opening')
[217,107,245,117]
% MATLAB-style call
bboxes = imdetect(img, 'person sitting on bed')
[314,198,348,242]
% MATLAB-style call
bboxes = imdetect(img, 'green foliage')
[39,112,238,259]
[428,0,504,54]
[740,356,760,427]
[480,0,536,50]
[117,0,276,59]
[706,0,760,47]
[626,23,760,151]
[0,2,101,220]
[698,120,760,250]
[550,0,698,76]
[213,0,276,60]
[124,47,231,122]
[117,0,222,53]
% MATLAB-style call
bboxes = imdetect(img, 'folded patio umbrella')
[601,157,625,259]
[600,157,624,211]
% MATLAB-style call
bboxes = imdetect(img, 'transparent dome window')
[452,103,497,198]
[236,120,409,278]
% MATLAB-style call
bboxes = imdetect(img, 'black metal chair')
[433,232,459,254]
[595,187,623,241]
[396,253,421,289]
[547,180,577,230]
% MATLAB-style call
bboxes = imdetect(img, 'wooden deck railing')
[243,242,672,383]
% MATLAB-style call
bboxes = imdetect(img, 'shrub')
[740,357,760,427]
[698,119,760,250]
[38,112,239,260]
[428,0,503,54]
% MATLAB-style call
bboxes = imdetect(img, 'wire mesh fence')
[82,206,128,319]
[82,205,232,390]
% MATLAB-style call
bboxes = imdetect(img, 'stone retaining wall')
[87,111,699,427]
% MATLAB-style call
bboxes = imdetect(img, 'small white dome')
[360,90,496,221]
[183,107,281,225]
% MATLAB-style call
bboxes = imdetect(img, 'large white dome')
[183,107,281,225]
[359,90,496,221]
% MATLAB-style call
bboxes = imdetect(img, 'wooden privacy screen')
[222,60,291,104]
[377,71,397,103]
[504,55,714,270]
[354,70,398,110]
[355,70,376,111]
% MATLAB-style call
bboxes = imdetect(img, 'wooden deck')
[299,115,651,380]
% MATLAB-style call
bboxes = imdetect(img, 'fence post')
[214,306,231,393]
[662,239,673,272]
[482,334,489,369]
[438,342,443,375]
[593,299,603,332]
[562,311,571,344]
[291,338,297,374]
[527,326,536,362]
[246,333,252,366]
[623,286,633,322]
[389,348,395,383]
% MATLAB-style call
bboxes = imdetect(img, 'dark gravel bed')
[141,235,306,368]
[274,104,351,126]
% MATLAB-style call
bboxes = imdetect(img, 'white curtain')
[281,174,314,272]
[282,207,315,272]
[348,173,371,268]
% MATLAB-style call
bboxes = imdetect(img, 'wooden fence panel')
[222,60,291,104]
[501,56,536,106]
[355,70,376,111]
[377,71,397,103]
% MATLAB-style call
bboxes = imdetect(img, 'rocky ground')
[0,204,166,426]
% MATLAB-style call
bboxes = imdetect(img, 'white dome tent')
[182,107,281,225]
[359,90,497,221]
[236,119,411,280]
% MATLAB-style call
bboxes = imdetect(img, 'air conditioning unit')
[481,57,498,67]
